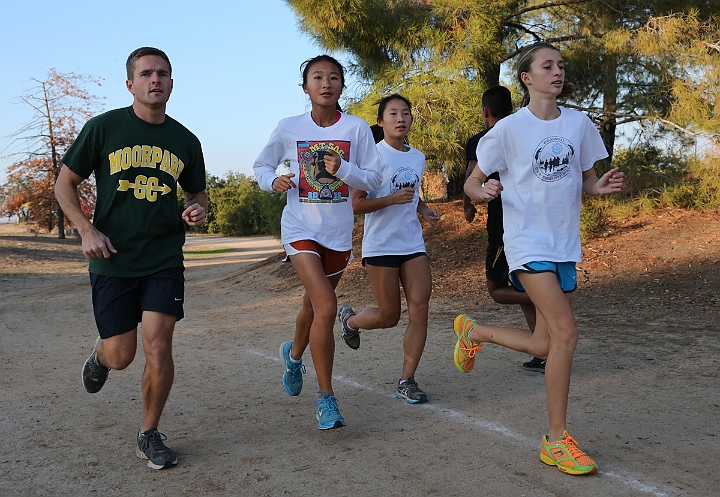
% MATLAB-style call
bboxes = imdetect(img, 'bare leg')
[398,256,431,380]
[291,291,313,361]
[487,279,537,332]
[471,272,577,441]
[347,265,401,330]
[289,253,342,396]
[139,311,177,432]
[487,280,534,306]
[96,329,137,370]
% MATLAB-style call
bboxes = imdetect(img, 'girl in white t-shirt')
[337,94,440,404]
[253,55,382,430]
[457,42,624,474]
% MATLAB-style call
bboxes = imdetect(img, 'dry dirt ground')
[1,202,718,497]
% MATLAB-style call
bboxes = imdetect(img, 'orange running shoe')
[452,314,484,373]
[540,431,598,475]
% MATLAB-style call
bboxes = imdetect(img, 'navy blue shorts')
[362,252,426,268]
[90,266,185,339]
[510,261,577,293]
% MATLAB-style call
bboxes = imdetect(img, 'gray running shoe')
[82,346,110,393]
[337,305,360,349]
[522,357,546,373]
[136,429,178,470]
[396,377,428,404]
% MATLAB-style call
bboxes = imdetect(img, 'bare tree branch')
[504,0,592,22]
[562,103,711,139]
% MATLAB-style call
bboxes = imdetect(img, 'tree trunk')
[482,62,501,88]
[446,166,465,200]
[57,207,65,238]
[599,54,618,169]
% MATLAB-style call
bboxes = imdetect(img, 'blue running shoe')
[316,393,346,430]
[280,342,305,396]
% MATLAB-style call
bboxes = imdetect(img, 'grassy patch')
[183,246,236,259]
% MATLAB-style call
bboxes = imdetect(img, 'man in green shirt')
[55,47,208,470]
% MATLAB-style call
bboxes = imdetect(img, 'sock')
[343,319,358,333]
[92,351,109,369]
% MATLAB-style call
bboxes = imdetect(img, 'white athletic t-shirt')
[361,140,427,258]
[476,106,608,272]
[254,112,383,251]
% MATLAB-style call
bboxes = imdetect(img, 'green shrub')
[657,157,720,209]
[610,146,688,196]
[580,155,719,240]
[205,173,285,237]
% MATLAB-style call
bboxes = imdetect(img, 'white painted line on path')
[249,349,671,497]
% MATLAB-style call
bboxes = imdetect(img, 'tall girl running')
[455,42,624,474]
[254,55,383,429]
[337,94,440,404]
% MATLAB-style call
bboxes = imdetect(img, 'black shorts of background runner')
[90,266,185,339]
[485,244,511,286]
[362,252,426,268]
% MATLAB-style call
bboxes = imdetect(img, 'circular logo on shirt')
[532,137,575,182]
[390,167,420,194]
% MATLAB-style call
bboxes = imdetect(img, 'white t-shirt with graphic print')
[254,112,383,251]
[476,106,608,272]
[361,139,427,258]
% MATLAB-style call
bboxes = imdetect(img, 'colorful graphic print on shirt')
[297,140,350,203]
[532,136,575,182]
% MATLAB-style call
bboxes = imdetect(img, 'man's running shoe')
[82,338,110,393]
[280,342,305,396]
[523,357,546,373]
[136,429,178,470]
[337,304,360,350]
[453,314,484,373]
[316,393,346,430]
[396,377,428,404]
[539,431,598,475]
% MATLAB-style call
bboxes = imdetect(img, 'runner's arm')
[54,166,116,259]
[182,189,209,226]
[351,187,415,215]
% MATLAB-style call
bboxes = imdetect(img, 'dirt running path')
[0,217,718,496]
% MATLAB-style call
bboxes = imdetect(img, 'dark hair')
[482,86,513,119]
[515,42,574,107]
[376,94,412,122]
[370,124,385,144]
[300,54,345,88]
[126,47,172,80]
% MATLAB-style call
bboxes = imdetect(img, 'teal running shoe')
[280,342,305,396]
[316,393,346,430]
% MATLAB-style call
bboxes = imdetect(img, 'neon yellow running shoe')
[540,431,598,475]
[453,314,484,373]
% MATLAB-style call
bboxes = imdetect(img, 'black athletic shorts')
[90,266,185,339]
[362,252,426,268]
[485,244,510,286]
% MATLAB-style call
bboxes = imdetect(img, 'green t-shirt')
[62,106,206,277]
